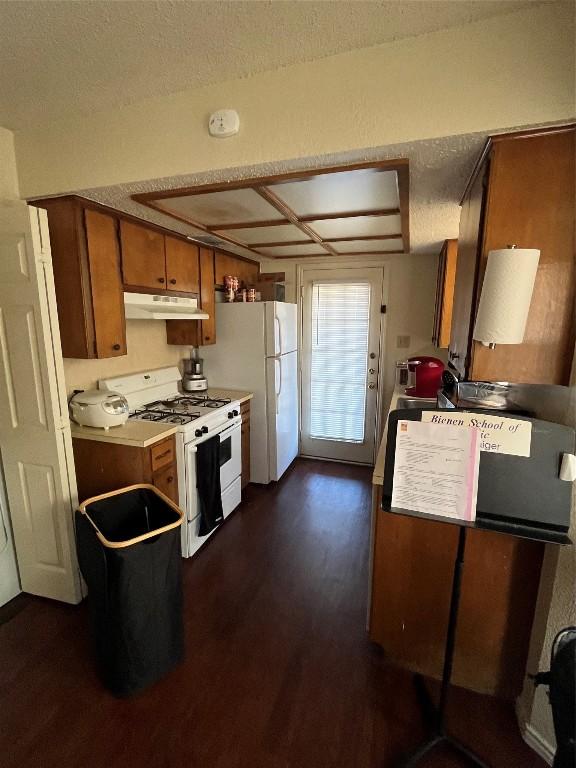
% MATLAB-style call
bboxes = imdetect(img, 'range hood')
[124,292,209,320]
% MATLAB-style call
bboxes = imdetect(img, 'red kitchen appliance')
[406,356,445,398]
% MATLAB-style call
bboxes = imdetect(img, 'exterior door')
[301,267,384,464]
[0,203,82,603]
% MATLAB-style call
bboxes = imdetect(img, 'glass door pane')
[309,282,371,443]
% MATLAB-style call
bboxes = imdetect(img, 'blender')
[182,348,208,392]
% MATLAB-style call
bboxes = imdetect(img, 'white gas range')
[99,367,242,558]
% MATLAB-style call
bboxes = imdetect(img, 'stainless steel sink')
[395,395,437,410]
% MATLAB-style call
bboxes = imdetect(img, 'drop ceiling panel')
[157,188,285,226]
[214,223,310,245]
[309,213,402,239]
[257,243,329,257]
[331,238,404,254]
[269,169,399,217]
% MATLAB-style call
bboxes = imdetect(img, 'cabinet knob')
[112,344,121,351]
[170,279,177,285]
[158,277,165,284]
[368,383,376,390]
[167,476,173,483]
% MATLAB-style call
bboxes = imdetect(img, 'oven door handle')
[218,418,242,440]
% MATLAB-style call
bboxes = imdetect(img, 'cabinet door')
[448,167,487,376]
[214,251,237,287]
[240,259,259,286]
[199,247,216,345]
[120,220,166,291]
[215,251,259,287]
[165,236,200,294]
[85,210,127,357]
[432,239,457,349]
[153,463,179,504]
[471,129,576,384]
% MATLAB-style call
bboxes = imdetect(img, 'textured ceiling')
[74,130,494,260]
[0,0,548,129]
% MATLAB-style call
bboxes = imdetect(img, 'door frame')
[296,261,389,465]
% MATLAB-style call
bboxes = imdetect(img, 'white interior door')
[300,267,384,464]
[0,203,82,603]
[0,469,20,606]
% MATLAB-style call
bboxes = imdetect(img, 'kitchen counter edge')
[70,421,178,448]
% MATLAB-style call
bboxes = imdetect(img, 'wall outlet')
[397,335,411,348]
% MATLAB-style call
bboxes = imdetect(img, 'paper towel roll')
[473,248,540,345]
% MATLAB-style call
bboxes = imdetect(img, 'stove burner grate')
[130,408,200,425]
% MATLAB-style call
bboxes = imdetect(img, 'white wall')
[0,126,19,198]
[62,320,190,393]
[517,354,576,762]
[14,2,575,197]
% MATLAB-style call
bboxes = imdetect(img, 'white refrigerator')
[201,302,299,484]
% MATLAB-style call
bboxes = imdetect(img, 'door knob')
[369,368,376,374]
[368,383,376,390]
[369,352,376,359]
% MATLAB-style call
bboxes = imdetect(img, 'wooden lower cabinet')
[240,400,251,490]
[72,435,179,505]
[369,485,544,700]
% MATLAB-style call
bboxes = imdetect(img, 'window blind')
[309,281,371,443]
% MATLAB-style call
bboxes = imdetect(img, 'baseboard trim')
[522,723,555,765]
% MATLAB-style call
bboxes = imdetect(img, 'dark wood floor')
[0,459,544,768]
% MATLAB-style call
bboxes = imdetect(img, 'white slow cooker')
[69,389,129,429]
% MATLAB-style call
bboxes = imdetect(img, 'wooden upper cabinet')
[165,236,200,294]
[471,129,576,384]
[166,246,215,347]
[448,167,487,376]
[432,239,458,349]
[214,250,260,287]
[84,210,127,358]
[199,247,216,345]
[39,198,126,359]
[120,220,166,291]
[449,125,576,384]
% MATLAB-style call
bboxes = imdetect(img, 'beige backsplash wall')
[63,320,190,393]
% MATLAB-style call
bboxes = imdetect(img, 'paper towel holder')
[473,244,540,349]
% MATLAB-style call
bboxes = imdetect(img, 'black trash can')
[75,484,185,697]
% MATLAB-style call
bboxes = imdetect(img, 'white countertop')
[204,388,253,404]
[372,389,437,486]
[70,421,177,448]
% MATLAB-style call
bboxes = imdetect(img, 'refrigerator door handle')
[275,358,282,414]
[275,314,282,356]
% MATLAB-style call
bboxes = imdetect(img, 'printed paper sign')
[392,420,480,521]
[421,412,531,457]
